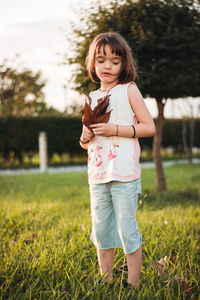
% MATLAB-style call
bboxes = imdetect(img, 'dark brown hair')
[86,32,138,83]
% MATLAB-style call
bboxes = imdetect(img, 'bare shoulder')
[128,82,144,103]
[89,90,94,96]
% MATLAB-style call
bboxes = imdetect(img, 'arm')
[79,125,94,150]
[127,83,155,137]
[90,84,155,138]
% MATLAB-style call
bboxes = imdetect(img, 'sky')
[0,0,87,111]
[0,0,199,118]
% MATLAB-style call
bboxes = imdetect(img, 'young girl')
[79,32,155,288]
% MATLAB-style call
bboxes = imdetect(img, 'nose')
[104,60,112,69]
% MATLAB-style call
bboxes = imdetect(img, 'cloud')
[0,16,72,110]
[0,16,68,64]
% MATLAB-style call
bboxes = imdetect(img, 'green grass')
[0,164,199,300]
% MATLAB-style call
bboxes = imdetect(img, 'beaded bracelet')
[131,125,136,138]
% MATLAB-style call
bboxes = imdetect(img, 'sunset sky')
[0,0,199,118]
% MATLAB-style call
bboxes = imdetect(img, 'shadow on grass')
[139,187,199,210]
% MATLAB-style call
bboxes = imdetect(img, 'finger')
[92,130,98,135]
[88,131,94,138]
[88,132,94,138]
[84,128,93,135]
[90,124,102,128]
[94,130,102,136]
[84,129,91,135]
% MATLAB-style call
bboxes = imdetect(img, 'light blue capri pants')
[89,179,142,254]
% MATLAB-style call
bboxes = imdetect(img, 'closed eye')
[96,59,104,63]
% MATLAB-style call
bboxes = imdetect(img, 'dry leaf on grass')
[11,238,18,245]
[23,233,38,244]
[154,255,178,275]
[164,276,193,295]
[169,255,177,263]
[154,255,168,276]
[173,276,192,293]
[154,255,194,296]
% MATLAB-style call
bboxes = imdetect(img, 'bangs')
[86,32,137,83]
[95,37,125,57]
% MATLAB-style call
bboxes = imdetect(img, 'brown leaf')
[154,261,167,276]
[164,276,193,295]
[97,96,105,104]
[173,276,192,294]
[169,255,177,265]
[88,95,92,104]
[95,111,112,124]
[23,233,38,244]
[82,95,111,128]
[82,102,95,128]
[93,95,110,118]
[11,238,18,245]
[154,256,168,276]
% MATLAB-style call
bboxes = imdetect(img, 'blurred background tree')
[66,0,200,191]
[0,58,61,117]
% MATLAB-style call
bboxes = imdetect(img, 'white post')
[39,132,48,173]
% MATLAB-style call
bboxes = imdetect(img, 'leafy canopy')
[0,59,57,117]
[67,0,200,100]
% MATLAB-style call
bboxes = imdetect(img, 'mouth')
[102,72,112,76]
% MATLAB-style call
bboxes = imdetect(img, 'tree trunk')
[182,119,188,154]
[153,99,167,192]
[188,118,195,163]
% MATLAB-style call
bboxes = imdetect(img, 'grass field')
[0,164,199,300]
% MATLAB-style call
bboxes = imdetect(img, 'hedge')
[0,117,199,163]
[0,117,83,163]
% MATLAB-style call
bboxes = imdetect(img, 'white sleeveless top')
[87,82,141,184]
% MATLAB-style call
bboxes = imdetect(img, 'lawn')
[0,164,199,300]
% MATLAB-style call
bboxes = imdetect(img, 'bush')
[0,117,199,165]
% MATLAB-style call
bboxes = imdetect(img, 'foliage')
[0,59,61,117]
[0,117,199,166]
[67,0,200,100]
[0,164,199,299]
[0,117,84,164]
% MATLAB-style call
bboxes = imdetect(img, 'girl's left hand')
[90,123,117,137]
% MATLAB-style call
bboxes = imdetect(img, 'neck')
[100,81,119,92]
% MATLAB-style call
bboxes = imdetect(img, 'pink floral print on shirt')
[108,143,119,160]
[95,145,103,167]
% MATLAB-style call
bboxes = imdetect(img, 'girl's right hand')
[80,125,94,143]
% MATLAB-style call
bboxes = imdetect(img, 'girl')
[79,32,155,288]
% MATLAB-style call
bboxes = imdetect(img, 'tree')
[0,59,48,117]
[175,97,200,162]
[67,0,200,191]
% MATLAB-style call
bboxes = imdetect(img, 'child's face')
[95,44,122,87]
